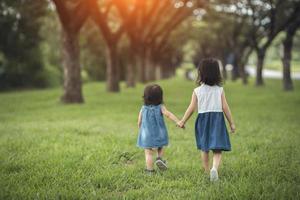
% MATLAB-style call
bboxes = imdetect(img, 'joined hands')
[176,120,185,129]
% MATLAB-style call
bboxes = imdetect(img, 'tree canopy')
[0,0,299,98]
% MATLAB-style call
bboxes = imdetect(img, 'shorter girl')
[177,58,236,181]
[137,84,180,174]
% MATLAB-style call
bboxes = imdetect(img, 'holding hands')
[176,120,185,129]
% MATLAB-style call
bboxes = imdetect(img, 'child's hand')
[230,123,236,133]
[176,120,185,129]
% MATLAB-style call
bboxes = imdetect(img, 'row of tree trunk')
[52,0,181,103]
[54,0,299,105]
[222,31,297,92]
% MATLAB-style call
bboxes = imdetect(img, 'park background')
[0,0,300,199]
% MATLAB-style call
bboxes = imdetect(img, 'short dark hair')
[143,84,163,105]
[196,58,222,86]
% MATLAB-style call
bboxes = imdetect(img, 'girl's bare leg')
[157,147,164,158]
[212,150,222,170]
[201,151,209,172]
[145,149,154,170]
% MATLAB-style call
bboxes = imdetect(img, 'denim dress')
[194,85,231,152]
[137,104,169,148]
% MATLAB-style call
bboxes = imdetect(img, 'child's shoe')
[210,167,218,181]
[144,169,155,175]
[155,157,168,171]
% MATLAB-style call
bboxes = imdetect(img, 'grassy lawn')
[263,60,300,72]
[0,78,300,199]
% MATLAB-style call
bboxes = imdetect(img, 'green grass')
[264,60,300,72]
[1,77,300,199]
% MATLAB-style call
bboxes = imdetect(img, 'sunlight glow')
[174,1,184,8]
[186,1,193,8]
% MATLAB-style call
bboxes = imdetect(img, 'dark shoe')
[155,157,168,171]
[144,169,155,175]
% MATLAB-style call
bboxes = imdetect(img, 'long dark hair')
[196,58,222,86]
[143,84,163,105]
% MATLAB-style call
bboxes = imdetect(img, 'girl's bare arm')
[221,91,236,133]
[178,92,197,127]
[161,105,180,124]
[138,110,142,128]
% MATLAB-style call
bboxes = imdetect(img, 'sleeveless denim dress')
[194,84,231,152]
[137,104,169,148]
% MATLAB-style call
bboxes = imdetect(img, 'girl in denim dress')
[137,84,181,174]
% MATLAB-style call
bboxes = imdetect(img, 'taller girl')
[177,58,236,181]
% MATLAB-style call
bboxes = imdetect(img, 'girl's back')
[193,83,230,152]
[194,84,223,114]
[177,58,235,181]
[138,105,168,149]
[137,84,181,173]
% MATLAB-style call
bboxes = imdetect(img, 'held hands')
[176,120,185,129]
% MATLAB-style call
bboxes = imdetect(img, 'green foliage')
[248,32,300,72]
[266,31,300,64]
[40,9,109,85]
[0,0,48,90]
[263,60,300,72]
[39,9,62,87]
[190,2,254,67]
[0,78,300,199]
[80,21,107,81]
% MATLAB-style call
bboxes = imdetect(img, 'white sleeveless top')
[194,84,223,113]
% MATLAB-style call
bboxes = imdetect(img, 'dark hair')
[143,84,163,105]
[196,58,222,86]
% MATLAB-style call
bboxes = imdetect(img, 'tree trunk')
[256,49,265,86]
[236,55,248,85]
[136,50,146,83]
[161,68,167,79]
[126,51,136,87]
[231,56,240,81]
[144,49,155,82]
[145,52,156,82]
[155,65,162,80]
[281,29,295,91]
[240,48,252,85]
[239,62,248,85]
[61,29,84,103]
[126,64,135,88]
[105,44,120,92]
[161,66,174,79]
[170,65,176,77]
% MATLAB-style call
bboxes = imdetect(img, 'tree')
[88,0,125,92]
[0,0,48,90]
[281,16,300,91]
[246,0,300,86]
[51,0,89,103]
[80,20,107,81]
[193,1,254,84]
[115,0,206,84]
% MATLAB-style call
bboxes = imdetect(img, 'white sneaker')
[210,168,219,181]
